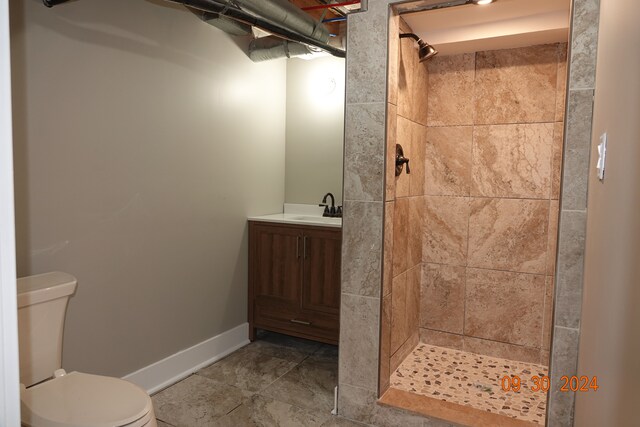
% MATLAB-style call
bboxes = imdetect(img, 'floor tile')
[312,343,339,361]
[253,330,323,363]
[156,420,174,427]
[319,416,368,426]
[260,347,338,412]
[197,345,298,393]
[212,394,331,427]
[152,375,250,426]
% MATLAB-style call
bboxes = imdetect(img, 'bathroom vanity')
[248,215,341,345]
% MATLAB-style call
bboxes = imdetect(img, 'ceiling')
[290,0,360,39]
[401,0,572,55]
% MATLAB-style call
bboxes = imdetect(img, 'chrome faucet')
[319,193,342,218]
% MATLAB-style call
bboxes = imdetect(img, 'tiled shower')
[379,14,569,425]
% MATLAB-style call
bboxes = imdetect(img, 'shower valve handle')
[398,157,410,174]
[395,144,411,176]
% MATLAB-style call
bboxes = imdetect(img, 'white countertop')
[248,212,341,228]
[248,203,342,228]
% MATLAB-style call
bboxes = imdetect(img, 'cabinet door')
[301,227,342,316]
[250,223,302,317]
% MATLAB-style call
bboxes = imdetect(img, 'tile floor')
[390,344,548,424]
[152,331,363,427]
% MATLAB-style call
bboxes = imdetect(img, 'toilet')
[17,272,157,427]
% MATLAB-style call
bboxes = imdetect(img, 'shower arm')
[399,33,421,43]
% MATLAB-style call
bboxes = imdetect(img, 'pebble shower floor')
[390,344,548,424]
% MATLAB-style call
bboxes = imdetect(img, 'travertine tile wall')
[419,44,568,366]
[339,1,600,426]
[379,14,426,395]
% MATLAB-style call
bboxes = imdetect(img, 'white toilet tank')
[17,272,77,387]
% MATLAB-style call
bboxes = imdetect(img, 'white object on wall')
[597,132,607,181]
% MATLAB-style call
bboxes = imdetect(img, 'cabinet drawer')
[253,301,339,344]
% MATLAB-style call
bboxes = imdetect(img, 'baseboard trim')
[123,323,250,394]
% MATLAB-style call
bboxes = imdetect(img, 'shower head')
[399,33,438,62]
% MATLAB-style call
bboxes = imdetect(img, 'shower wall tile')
[379,292,392,394]
[561,90,594,210]
[548,326,580,427]
[395,116,412,198]
[555,44,569,122]
[344,102,385,202]
[408,197,424,267]
[554,210,587,329]
[409,126,427,197]
[424,126,473,196]
[391,265,420,358]
[416,42,568,375]
[423,196,470,266]
[426,53,475,126]
[551,122,565,200]
[471,123,554,199]
[339,0,598,422]
[463,337,541,365]
[419,329,464,351]
[396,117,427,198]
[387,11,400,106]
[390,271,408,353]
[547,200,560,276]
[345,8,387,104]
[540,349,551,367]
[392,197,409,275]
[464,268,545,348]
[383,201,394,297]
[542,276,555,351]
[475,44,559,125]
[342,201,383,297]
[468,198,549,274]
[407,264,421,337]
[568,0,600,90]
[339,294,380,392]
[386,104,398,201]
[411,333,544,365]
[398,20,429,126]
[390,331,419,374]
[420,264,465,334]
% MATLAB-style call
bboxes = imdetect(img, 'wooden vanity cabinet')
[248,221,341,345]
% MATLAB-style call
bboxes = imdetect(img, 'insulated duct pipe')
[230,0,331,43]
[188,8,252,36]
[248,36,314,62]
[166,0,345,57]
[41,0,345,58]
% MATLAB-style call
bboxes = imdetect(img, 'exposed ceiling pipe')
[167,0,346,58]
[230,0,331,43]
[41,0,345,58]
[188,7,252,36]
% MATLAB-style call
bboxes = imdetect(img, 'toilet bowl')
[17,272,157,427]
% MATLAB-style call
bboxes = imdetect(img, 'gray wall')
[574,0,640,425]
[285,56,344,205]
[10,0,286,377]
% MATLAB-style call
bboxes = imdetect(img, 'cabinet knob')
[290,319,312,326]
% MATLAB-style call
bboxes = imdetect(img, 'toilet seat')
[21,371,154,427]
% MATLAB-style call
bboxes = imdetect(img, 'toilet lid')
[21,371,152,427]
